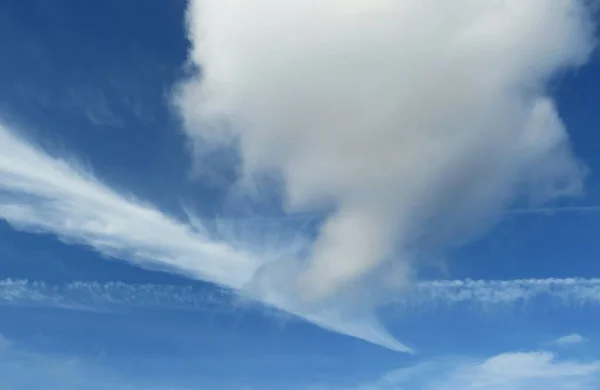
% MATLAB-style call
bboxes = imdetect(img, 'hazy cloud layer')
[176,0,595,301]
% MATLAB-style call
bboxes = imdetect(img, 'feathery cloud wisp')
[176,0,595,301]
[0,123,405,351]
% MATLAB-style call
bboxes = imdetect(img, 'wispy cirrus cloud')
[0,123,406,352]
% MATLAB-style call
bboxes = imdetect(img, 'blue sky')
[2,1,600,389]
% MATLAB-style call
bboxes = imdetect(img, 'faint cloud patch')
[554,333,588,347]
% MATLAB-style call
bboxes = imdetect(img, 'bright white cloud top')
[176,0,595,302]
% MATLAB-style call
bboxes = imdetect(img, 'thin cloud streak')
[393,278,600,308]
[3,277,600,313]
[0,279,236,312]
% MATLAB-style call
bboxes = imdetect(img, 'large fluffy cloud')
[176,0,595,300]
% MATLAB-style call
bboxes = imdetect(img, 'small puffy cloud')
[554,333,588,346]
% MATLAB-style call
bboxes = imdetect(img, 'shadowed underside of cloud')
[176,0,595,302]
[0,123,406,352]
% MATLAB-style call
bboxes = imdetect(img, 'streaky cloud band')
[3,277,600,312]
[0,123,407,352]
[392,277,600,308]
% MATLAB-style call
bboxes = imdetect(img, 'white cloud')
[4,277,600,314]
[175,0,595,302]
[0,123,406,352]
[0,123,256,289]
[392,278,600,308]
[555,334,588,347]
[350,350,600,390]
[3,277,600,356]
[0,279,236,312]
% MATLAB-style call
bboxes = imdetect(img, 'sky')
[2,0,600,389]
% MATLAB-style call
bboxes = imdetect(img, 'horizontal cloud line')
[3,277,600,313]
[0,279,239,312]
[394,277,600,308]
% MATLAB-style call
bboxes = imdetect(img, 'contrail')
[3,278,599,313]
[392,277,600,309]
[176,0,594,302]
[0,279,237,312]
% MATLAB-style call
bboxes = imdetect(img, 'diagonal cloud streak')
[0,123,407,352]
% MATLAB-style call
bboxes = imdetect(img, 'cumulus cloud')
[175,0,596,301]
[0,122,405,351]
